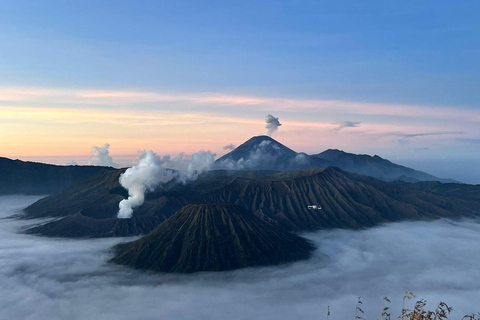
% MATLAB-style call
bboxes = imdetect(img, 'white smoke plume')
[265,114,282,136]
[117,151,175,219]
[88,143,118,167]
[117,150,215,219]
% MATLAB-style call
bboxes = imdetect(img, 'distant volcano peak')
[213,135,317,171]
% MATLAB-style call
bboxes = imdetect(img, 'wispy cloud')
[457,138,480,144]
[386,131,464,138]
[0,86,478,160]
[333,121,361,131]
[1,86,479,123]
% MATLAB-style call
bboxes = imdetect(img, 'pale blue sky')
[1,0,479,106]
[0,1,479,183]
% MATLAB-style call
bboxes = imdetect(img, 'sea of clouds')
[1,195,479,320]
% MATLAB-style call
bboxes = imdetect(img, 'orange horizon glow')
[0,86,477,164]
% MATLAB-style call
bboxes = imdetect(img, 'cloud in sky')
[457,138,480,144]
[88,143,119,167]
[1,86,479,122]
[334,121,361,131]
[1,196,480,320]
[413,147,429,152]
[223,144,236,151]
[392,131,464,138]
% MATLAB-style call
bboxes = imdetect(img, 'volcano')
[213,135,329,171]
[111,203,314,273]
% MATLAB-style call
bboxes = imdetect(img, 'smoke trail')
[117,151,174,219]
[88,143,118,167]
[265,114,282,136]
[117,150,215,219]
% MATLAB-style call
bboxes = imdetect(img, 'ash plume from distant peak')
[265,114,282,136]
[88,143,119,168]
[118,150,215,219]
[223,144,236,151]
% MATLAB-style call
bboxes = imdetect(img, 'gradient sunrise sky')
[1,1,479,182]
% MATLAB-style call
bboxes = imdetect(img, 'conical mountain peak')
[111,203,314,273]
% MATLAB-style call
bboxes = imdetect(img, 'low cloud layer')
[88,143,118,167]
[1,196,480,320]
[265,114,282,136]
[118,150,215,218]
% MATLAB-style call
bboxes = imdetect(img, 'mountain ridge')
[214,136,457,183]
[0,157,115,195]
[23,166,480,238]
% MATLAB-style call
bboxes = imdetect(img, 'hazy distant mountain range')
[214,135,457,183]
[1,135,456,196]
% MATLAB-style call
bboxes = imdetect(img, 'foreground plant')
[326,291,480,320]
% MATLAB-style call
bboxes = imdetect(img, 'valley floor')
[1,195,479,320]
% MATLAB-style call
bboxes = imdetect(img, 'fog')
[1,196,479,320]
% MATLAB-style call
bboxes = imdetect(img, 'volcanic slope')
[111,203,314,273]
[24,167,480,238]
[396,180,480,203]
[311,149,456,183]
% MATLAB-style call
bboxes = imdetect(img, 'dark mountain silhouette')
[110,203,314,273]
[396,180,480,203]
[213,136,455,183]
[1,136,455,198]
[0,157,115,195]
[24,167,480,238]
[312,149,457,183]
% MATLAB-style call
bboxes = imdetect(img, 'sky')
[0,1,479,182]
[2,195,480,320]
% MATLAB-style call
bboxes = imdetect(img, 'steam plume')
[88,143,118,167]
[265,114,282,136]
[223,144,236,151]
[117,150,215,219]
[117,151,174,219]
